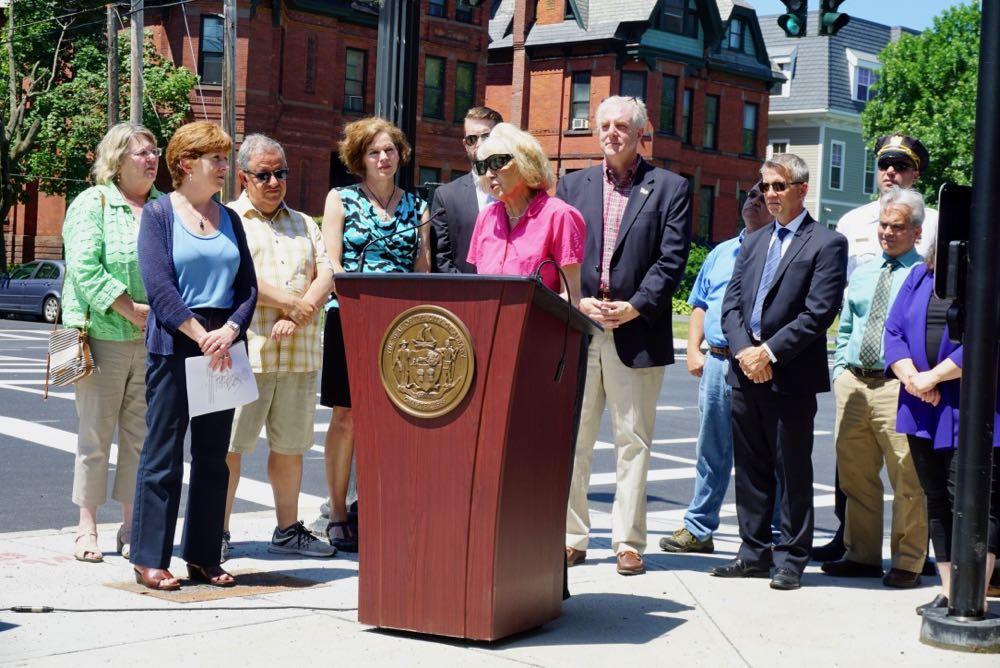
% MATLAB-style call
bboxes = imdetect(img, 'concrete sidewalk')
[1,506,995,667]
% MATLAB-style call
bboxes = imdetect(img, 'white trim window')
[768,140,789,158]
[846,48,882,102]
[772,57,792,97]
[863,148,876,195]
[829,140,845,191]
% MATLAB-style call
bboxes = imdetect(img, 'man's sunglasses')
[759,180,804,194]
[473,154,513,176]
[243,168,289,183]
[877,158,914,172]
[463,131,491,147]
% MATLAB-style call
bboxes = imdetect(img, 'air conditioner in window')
[347,95,363,110]
[571,118,590,130]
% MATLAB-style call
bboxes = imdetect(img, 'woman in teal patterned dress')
[319,117,431,551]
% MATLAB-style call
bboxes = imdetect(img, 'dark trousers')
[908,435,1000,560]
[731,384,817,574]
[130,334,235,569]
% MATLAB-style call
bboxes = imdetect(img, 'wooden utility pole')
[107,4,119,129]
[129,0,143,125]
[221,0,237,201]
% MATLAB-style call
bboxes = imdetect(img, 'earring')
[187,173,192,184]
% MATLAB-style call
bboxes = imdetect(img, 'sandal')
[187,563,236,588]
[73,531,103,563]
[116,524,130,559]
[134,566,181,591]
[326,521,359,553]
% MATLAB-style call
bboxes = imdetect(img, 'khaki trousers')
[72,338,147,507]
[834,370,927,571]
[566,330,665,554]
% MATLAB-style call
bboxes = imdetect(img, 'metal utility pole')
[106,4,119,129]
[920,0,1000,653]
[129,0,143,125]
[221,0,237,201]
[374,0,419,189]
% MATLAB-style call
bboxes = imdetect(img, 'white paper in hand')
[185,341,258,418]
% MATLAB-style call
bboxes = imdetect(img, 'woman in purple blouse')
[883,248,999,615]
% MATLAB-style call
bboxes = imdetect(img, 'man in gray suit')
[431,106,503,273]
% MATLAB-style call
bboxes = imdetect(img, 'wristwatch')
[225,320,240,337]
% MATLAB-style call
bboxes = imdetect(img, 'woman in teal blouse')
[61,123,162,563]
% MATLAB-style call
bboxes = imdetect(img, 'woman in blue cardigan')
[883,249,999,615]
[130,122,257,590]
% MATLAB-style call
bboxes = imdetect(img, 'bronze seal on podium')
[379,305,475,418]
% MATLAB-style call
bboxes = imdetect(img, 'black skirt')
[320,308,352,408]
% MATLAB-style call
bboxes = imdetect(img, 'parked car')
[0,260,65,323]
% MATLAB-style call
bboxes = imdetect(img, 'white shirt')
[474,178,496,211]
[836,199,938,279]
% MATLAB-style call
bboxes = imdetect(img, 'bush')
[673,243,709,312]
[672,297,692,315]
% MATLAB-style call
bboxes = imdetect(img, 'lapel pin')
[640,187,650,195]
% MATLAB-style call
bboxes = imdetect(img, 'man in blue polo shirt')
[660,182,772,553]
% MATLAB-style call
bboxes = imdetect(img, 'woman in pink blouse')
[466,123,584,303]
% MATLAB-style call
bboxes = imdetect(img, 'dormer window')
[728,18,744,50]
[658,0,699,38]
[846,48,882,103]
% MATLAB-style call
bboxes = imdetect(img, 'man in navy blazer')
[431,106,503,273]
[559,96,691,576]
[715,153,847,590]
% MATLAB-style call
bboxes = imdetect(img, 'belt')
[848,365,885,380]
[708,345,730,357]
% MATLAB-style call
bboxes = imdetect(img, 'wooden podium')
[335,274,599,641]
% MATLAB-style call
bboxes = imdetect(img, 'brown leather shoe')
[883,568,921,589]
[566,547,586,567]
[617,551,645,575]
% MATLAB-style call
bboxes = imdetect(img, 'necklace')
[364,184,395,220]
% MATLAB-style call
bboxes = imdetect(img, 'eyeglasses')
[759,180,805,194]
[473,154,514,176]
[242,168,290,183]
[877,158,914,172]
[463,131,491,147]
[131,148,162,159]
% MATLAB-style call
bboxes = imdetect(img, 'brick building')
[6,0,490,262]
[486,0,779,243]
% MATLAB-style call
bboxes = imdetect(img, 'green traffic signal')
[819,0,850,36]
[778,0,808,38]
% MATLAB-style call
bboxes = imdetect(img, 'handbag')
[44,303,94,399]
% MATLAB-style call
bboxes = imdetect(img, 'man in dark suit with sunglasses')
[559,95,691,576]
[714,153,847,590]
[431,106,503,273]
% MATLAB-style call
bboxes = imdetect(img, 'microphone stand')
[358,208,447,272]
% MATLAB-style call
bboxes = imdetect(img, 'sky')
[750,0,969,32]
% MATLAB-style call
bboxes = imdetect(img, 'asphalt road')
[0,316,852,544]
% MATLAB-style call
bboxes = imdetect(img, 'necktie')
[858,259,899,368]
[750,226,790,339]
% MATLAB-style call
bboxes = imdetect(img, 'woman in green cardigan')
[61,123,162,562]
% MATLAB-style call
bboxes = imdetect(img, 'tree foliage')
[862,2,980,205]
[0,1,196,268]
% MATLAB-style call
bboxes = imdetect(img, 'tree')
[0,1,196,271]
[861,2,980,206]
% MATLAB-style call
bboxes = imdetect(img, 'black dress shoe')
[820,558,883,578]
[921,558,937,576]
[708,558,770,578]
[770,567,801,590]
[810,537,846,563]
[883,568,921,589]
[915,594,948,616]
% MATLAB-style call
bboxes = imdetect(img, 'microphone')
[358,207,446,271]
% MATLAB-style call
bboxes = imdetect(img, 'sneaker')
[221,530,231,564]
[327,520,359,553]
[659,527,715,554]
[269,521,338,557]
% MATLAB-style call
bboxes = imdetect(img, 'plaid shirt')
[229,193,332,373]
[599,156,640,293]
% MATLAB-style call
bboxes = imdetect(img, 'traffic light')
[778,0,808,38]
[818,0,850,36]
